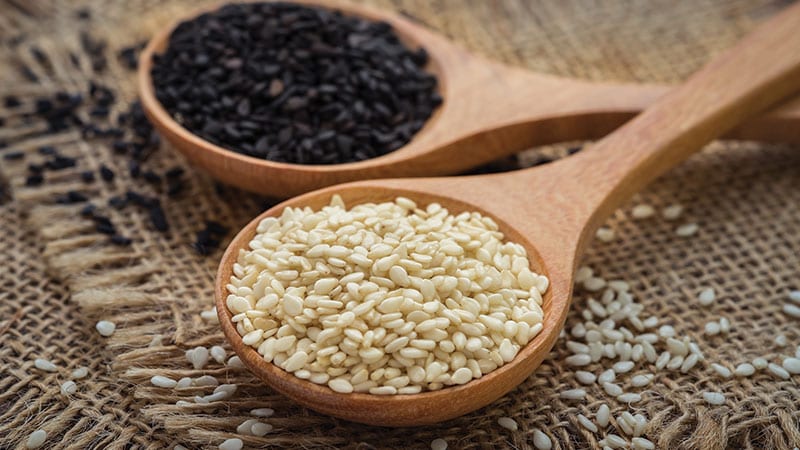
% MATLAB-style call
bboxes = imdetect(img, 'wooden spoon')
[140,0,800,198]
[216,2,800,426]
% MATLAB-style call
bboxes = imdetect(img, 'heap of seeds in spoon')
[151,2,441,164]
[226,195,548,394]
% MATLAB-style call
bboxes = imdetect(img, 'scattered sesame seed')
[698,288,715,306]
[236,419,259,435]
[200,307,219,321]
[71,366,88,379]
[174,446,188,450]
[431,438,448,450]
[227,355,244,368]
[782,303,800,318]
[251,422,273,436]
[210,345,227,364]
[95,320,116,337]
[602,382,623,397]
[658,325,676,338]
[497,416,518,431]
[34,358,57,372]
[575,371,597,385]
[577,413,598,432]
[631,204,655,219]
[186,346,210,369]
[632,437,656,450]
[584,277,607,291]
[151,375,178,388]
[704,321,721,336]
[702,391,725,405]
[250,408,274,418]
[631,374,654,387]
[734,363,755,377]
[566,354,592,366]
[194,375,219,386]
[789,290,800,303]
[711,363,732,378]
[752,357,768,370]
[782,357,800,374]
[176,377,192,388]
[768,363,790,380]
[60,380,77,395]
[26,429,47,449]
[598,369,615,384]
[596,227,615,242]
[675,223,699,237]
[596,404,610,428]
[617,393,642,404]
[613,361,634,374]
[532,429,552,450]
[604,434,628,449]
[775,334,788,346]
[719,317,730,333]
[661,204,683,220]
[218,438,243,450]
[560,388,586,400]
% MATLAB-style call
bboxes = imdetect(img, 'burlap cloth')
[1,0,798,449]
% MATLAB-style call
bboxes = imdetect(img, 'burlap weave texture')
[1,1,798,449]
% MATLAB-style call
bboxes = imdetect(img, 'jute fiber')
[1,0,799,449]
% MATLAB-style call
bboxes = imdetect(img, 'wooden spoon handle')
[552,1,800,231]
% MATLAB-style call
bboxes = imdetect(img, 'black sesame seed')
[80,203,96,217]
[128,160,141,178]
[38,146,57,155]
[110,234,132,246]
[165,166,185,179]
[3,151,24,160]
[28,163,44,173]
[99,164,115,182]
[95,221,116,235]
[56,190,88,204]
[148,203,169,232]
[45,155,77,171]
[4,96,21,108]
[567,146,583,155]
[150,2,439,165]
[25,174,44,186]
[108,196,127,209]
[81,170,96,183]
[142,171,161,184]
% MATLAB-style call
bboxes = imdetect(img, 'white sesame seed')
[782,357,800,374]
[710,363,732,378]
[602,382,623,396]
[532,429,552,450]
[71,366,88,379]
[227,356,244,368]
[617,393,642,403]
[598,369,616,384]
[698,288,715,306]
[596,404,610,427]
[175,446,188,450]
[497,416,518,431]
[666,355,684,370]
[151,375,178,388]
[575,371,597,385]
[575,266,593,283]
[431,438,448,450]
[658,325,675,338]
[782,304,800,318]
[632,437,655,450]
[796,346,800,359]
[680,353,699,373]
[194,375,219,386]
[214,384,238,397]
[560,388,586,400]
[789,290,800,303]
[218,438,243,450]
[328,378,354,393]
[250,408,274,418]
[60,380,77,395]
[631,204,655,219]
[631,374,653,387]
[186,346,210,370]
[666,338,688,356]
[596,227,615,242]
[34,358,57,372]
[655,352,671,370]
[734,363,755,377]
[26,429,47,449]
[719,317,730,333]
[176,377,192,388]
[200,307,218,321]
[571,322,587,338]
[236,419,259,435]
[661,204,683,220]
[577,413,598,432]
[702,391,725,405]
[768,363,791,380]
[775,334,788,346]
[752,357,768,369]
[613,361,635,374]
[251,422,273,436]
[566,354,592,366]
[584,277,607,292]
[704,321,720,336]
[95,320,116,337]
[605,434,628,448]
[675,223,699,237]
[210,346,227,364]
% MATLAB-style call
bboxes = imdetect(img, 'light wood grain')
[215,1,800,426]
[139,0,800,198]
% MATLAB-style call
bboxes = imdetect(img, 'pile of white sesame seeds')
[226,195,548,394]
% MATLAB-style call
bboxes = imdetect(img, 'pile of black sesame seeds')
[151,2,441,164]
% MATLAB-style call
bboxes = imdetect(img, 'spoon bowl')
[216,3,800,426]
[216,182,566,426]
[139,0,800,198]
